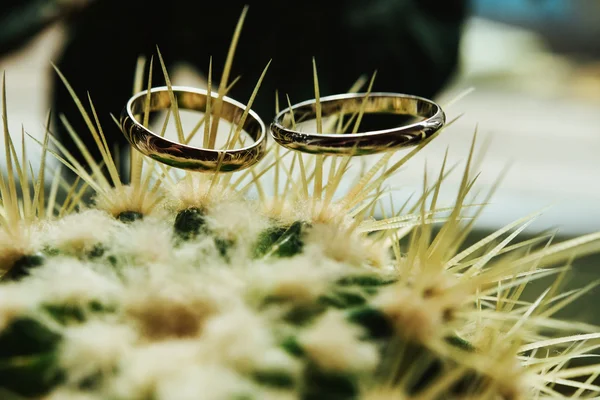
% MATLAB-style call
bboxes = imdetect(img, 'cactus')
[1,14,600,400]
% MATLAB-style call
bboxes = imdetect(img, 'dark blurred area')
[0,0,467,172]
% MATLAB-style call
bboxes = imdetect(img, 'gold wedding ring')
[270,92,445,156]
[120,86,267,172]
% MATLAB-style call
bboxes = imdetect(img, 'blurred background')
[0,0,599,321]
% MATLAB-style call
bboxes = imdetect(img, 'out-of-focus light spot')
[473,0,573,21]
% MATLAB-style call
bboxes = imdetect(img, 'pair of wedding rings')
[119,86,446,172]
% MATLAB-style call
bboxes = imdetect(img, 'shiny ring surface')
[270,92,445,156]
[120,86,267,172]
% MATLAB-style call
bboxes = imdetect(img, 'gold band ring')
[270,92,445,156]
[120,86,267,172]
